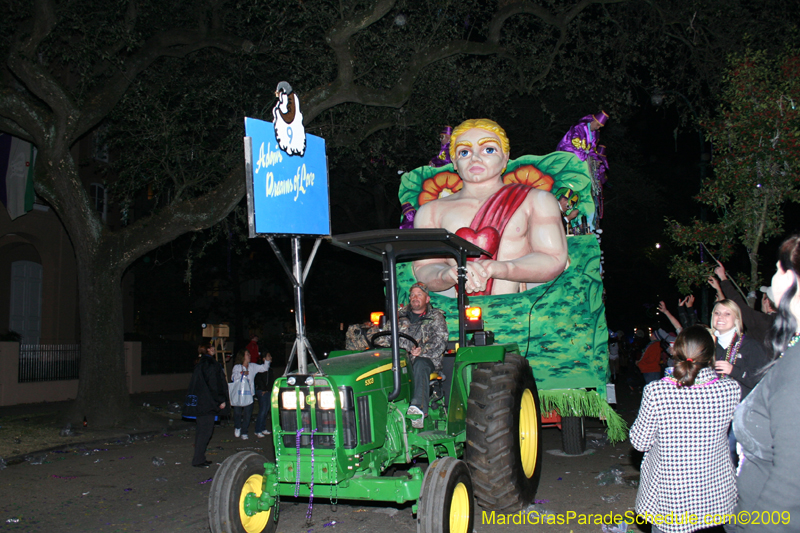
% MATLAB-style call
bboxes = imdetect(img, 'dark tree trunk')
[33,148,244,427]
[71,259,130,425]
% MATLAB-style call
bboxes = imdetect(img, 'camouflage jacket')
[383,305,448,370]
[345,305,448,370]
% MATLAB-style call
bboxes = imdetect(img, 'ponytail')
[671,325,715,387]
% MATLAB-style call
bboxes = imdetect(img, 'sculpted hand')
[462,262,491,293]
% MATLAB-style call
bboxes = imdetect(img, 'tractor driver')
[378,281,448,428]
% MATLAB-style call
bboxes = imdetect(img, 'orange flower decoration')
[418,171,463,206]
[503,165,554,191]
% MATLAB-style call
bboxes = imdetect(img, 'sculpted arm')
[412,201,462,292]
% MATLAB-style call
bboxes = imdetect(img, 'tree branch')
[74,29,254,144]
[321,116,418,148]
[23,0,59,57]
[0,90,48,143]
[112,164,245,271]
[7,1,79,144]
[303,39,499,123]
[325,0,396,86]
[305,0,626,122]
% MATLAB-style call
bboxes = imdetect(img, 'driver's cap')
[410,282,429,295]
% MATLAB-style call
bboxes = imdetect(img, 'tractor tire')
[561,416,586,455]
[208,451,277,533]
[465,353,542,511]
[417,457,474,533]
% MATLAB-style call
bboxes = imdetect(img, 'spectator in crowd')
[712,300,769,401]
[631,325,739,533]
[733,235,800,532]
[627,329,649,391]
[637,329,671,385]
[676,295,699,329]
[608,332,620,382]
[712,299,770,465]
[253,348,274,438]
[710,264,777,346]
[230,349,271,440]
[183,342,227,468]
[246,334,260,361]
[657,296,698,335]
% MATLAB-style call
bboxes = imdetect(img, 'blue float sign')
[244,116,330,236]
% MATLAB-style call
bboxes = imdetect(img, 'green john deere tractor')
[208,228,543,533]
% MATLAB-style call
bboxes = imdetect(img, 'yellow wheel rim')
[239,474,270,533]
[519,388,538,478]
[449,481,470,533]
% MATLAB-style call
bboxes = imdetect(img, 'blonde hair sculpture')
[449,118,510,163]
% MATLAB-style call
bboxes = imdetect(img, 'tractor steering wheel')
[368,330,420,350]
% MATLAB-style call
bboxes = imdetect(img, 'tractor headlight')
[281,390,305,410]
[318,390,345,410]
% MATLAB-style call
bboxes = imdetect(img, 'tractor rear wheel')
[209,451,277,533]
[417,457,474,533]
[465,353,542,511]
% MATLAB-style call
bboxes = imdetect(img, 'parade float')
[396,148,625,451]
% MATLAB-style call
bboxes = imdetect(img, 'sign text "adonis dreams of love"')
[245,117,330,236]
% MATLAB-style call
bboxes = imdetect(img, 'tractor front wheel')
[465,353,542,511]
[417,457,474,533]
[208,451,277,533]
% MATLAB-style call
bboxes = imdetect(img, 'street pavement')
[0,389,651,533]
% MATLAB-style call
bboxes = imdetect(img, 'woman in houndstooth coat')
[631,325,740,533]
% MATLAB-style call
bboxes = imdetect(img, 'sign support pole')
[266,236,324,376]
[291,238,307,374]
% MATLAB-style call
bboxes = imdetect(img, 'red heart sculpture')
[455,226,500,259]
[454,226,499,296]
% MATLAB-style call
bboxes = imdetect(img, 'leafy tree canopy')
[667,48,800,296]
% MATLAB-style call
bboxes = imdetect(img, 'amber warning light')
[370,312,384,326]
[465,307,482,321]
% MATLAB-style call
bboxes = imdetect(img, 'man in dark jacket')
[711,264,776,346]
[183,345,227,467]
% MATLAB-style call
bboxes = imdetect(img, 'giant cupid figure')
[413,119,568,295]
